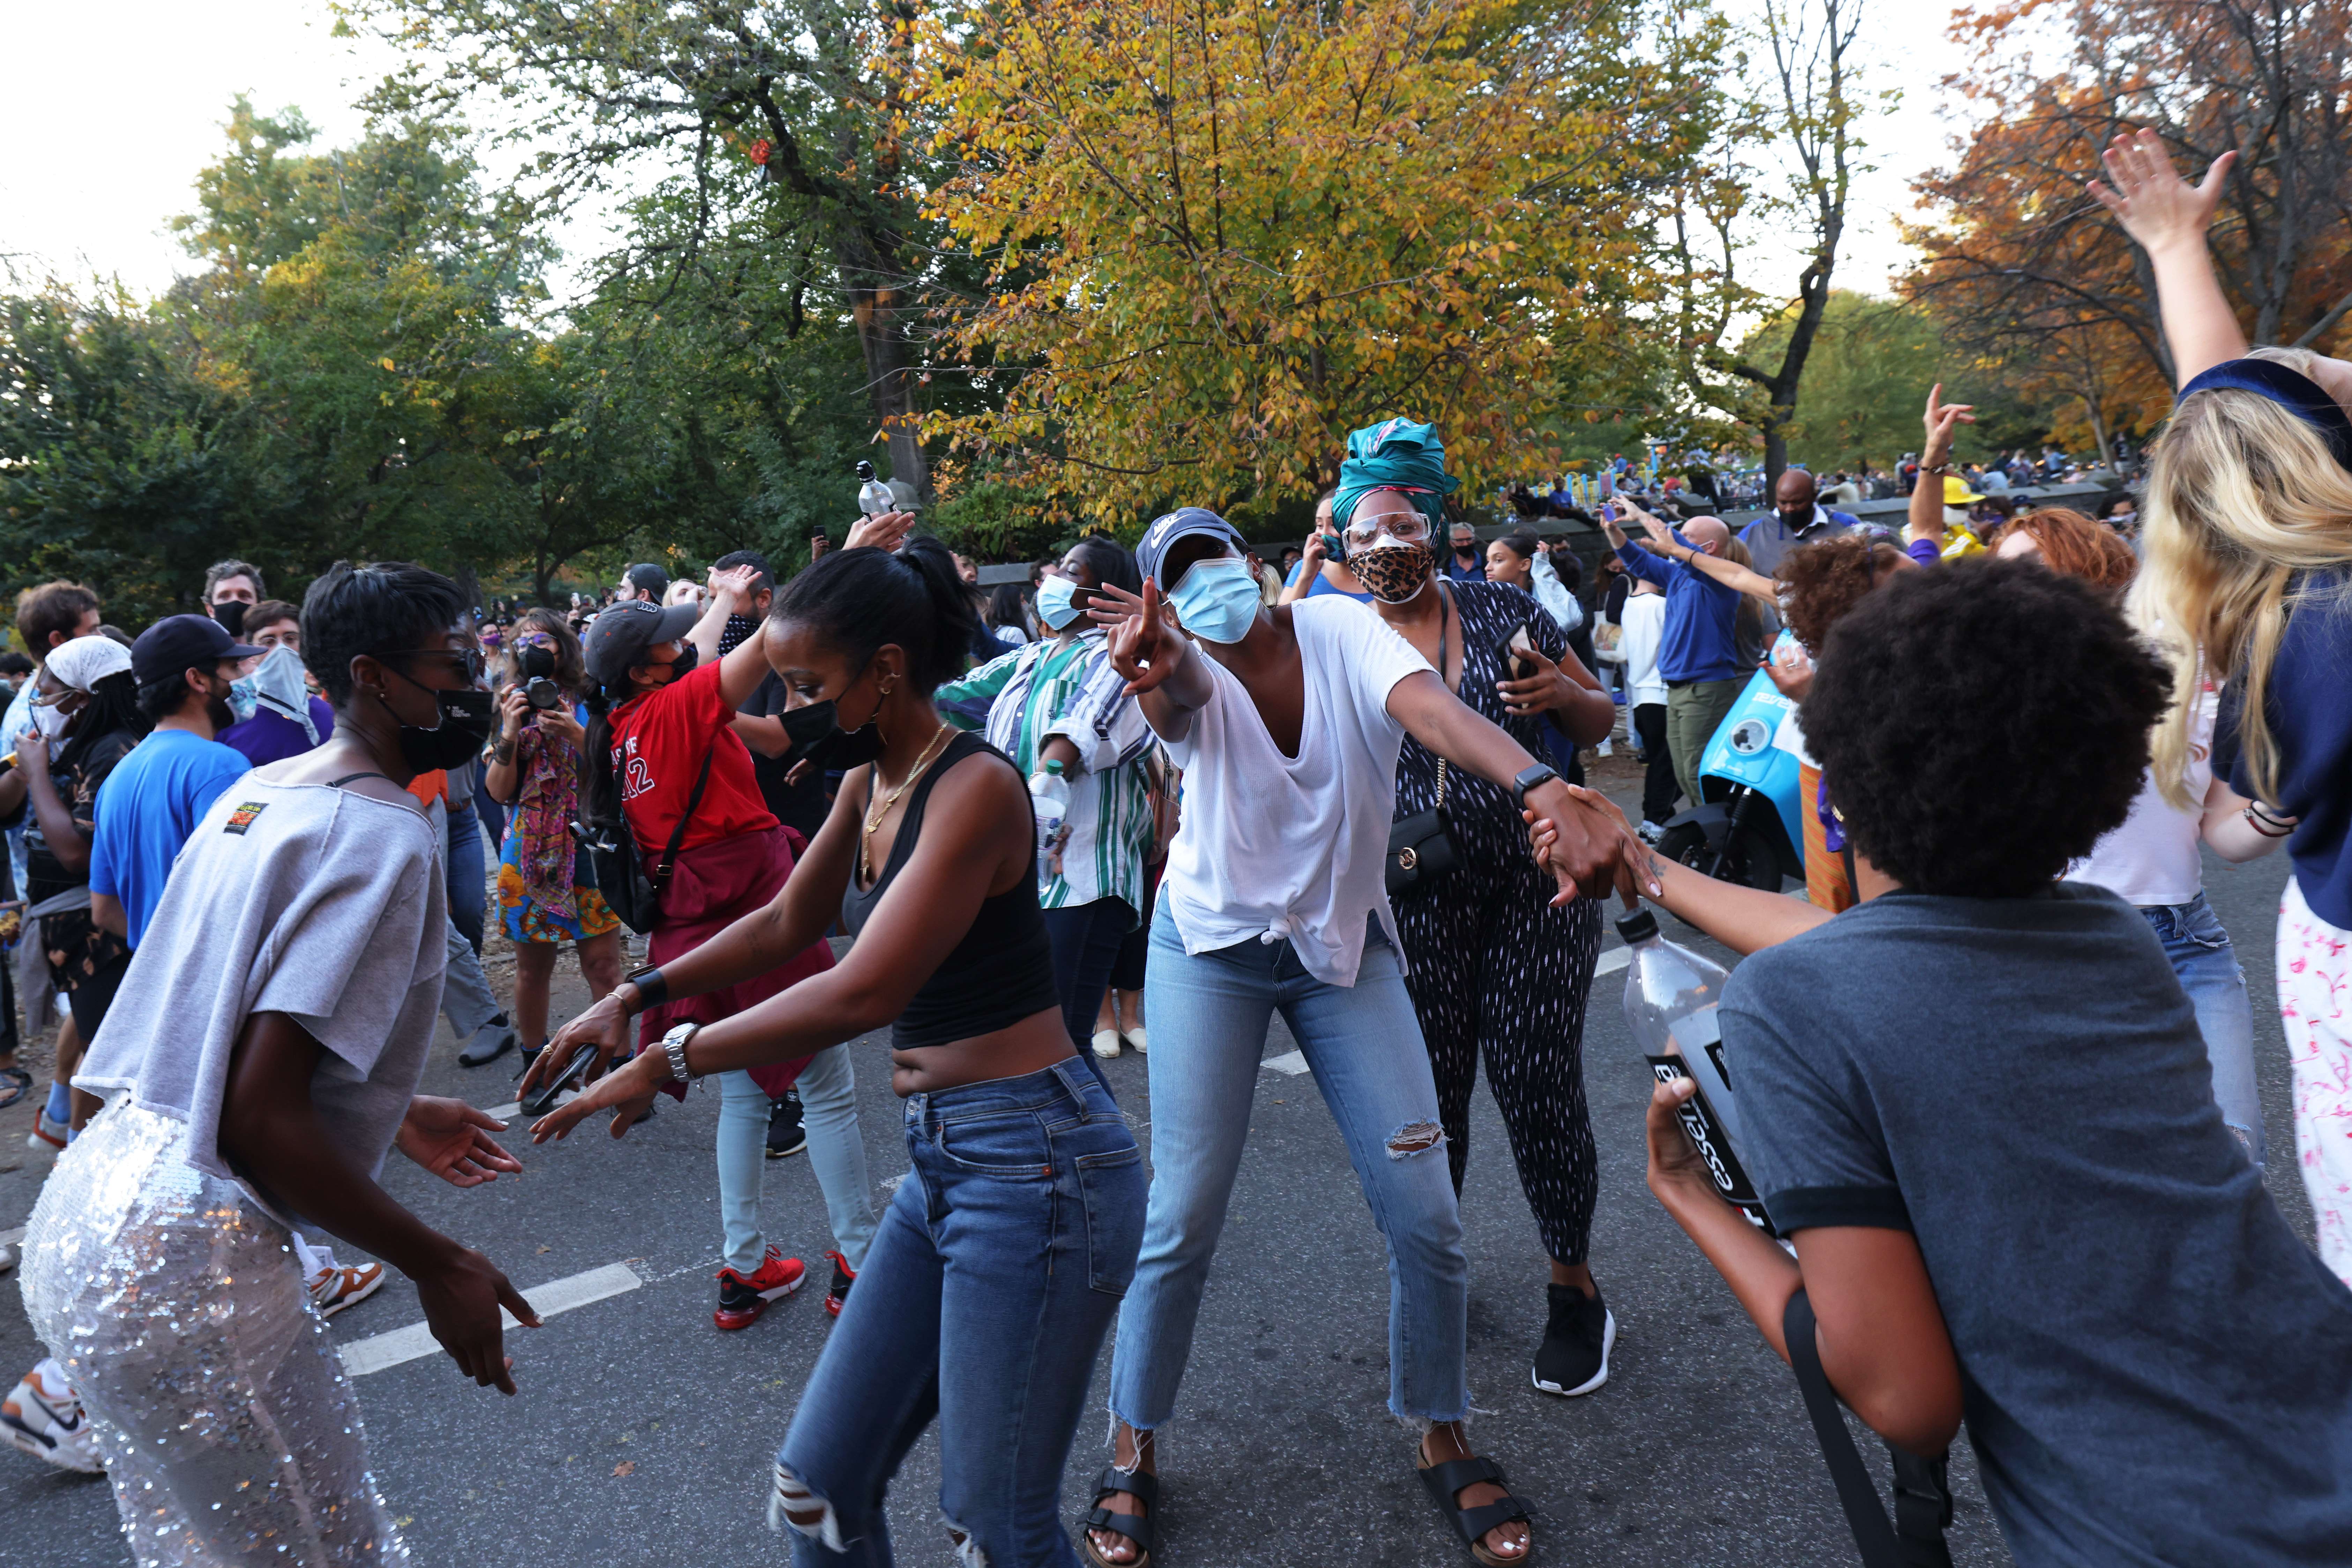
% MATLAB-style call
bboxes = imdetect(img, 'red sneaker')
[824,1250,856,1319]
[714,1247,806,1330]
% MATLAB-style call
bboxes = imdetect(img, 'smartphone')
[1067,585,1102,612]
[1501,625,1538,681]
[520,1042,598,1119]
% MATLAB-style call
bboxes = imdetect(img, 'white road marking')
[477,1089,579,1122]
[0,1224,23,1248]
[1262,1051,1310,1076]
[1595,946,1630,976]
[338,1261,643,1379]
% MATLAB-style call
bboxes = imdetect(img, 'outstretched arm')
[2089,129,2246,386]
[1909,384,1974,556]
[1621,499,1775,603]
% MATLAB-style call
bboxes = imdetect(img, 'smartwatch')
[660,1021,702,1083]
[1510,763,1561,813]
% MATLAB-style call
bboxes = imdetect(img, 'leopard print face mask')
[1350,543,1433,604]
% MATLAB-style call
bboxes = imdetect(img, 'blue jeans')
[717,1046,879,1274]
[773,1059,1142,1567]
[2142,892,2265,1169]
[1110,904,1468,1429]
[446,795,487,954]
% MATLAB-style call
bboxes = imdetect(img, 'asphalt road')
[0,796,2310,1568]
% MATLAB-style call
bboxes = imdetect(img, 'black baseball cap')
[622,562,670,599]
[132,614,262,686]
[1136,507,1250,589]
[584,600,700,687]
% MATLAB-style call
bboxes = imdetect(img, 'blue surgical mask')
[1168,559,1261,645]
[1036,575,1082,632]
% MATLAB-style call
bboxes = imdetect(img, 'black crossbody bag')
[573,746,715,936]
[1387,584,1466,898]
[1782,1290,1956,1567]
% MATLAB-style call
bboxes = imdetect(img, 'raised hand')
[844,510,917,553]
[1107,579,1187,695]
[1921,383,1975,469]
[397,1097,525,1188]
[2089,129,2235,256]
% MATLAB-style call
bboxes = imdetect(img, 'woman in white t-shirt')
[1076,503,1650,1568]
[19,562,533,1561]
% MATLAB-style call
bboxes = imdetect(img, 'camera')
[521,645,563,711]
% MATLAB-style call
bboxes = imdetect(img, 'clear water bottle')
[855,460,895,517]
[1029,760,1070,865]
[1616,907,1777,1234]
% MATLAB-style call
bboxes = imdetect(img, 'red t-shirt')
[607,661,777,854]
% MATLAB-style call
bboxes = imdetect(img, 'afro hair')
[1798,557,2172,897]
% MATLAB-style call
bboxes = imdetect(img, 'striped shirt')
[937,631,1159,918]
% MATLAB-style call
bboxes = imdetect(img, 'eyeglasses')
[381,647,487,680]
[515,633,557,649]
[1343,512,1432,547]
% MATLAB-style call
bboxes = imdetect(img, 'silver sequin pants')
[20,1100,409,1566]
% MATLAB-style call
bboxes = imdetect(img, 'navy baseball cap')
[132,614,263,686]
[585,599,700,687]
[1136,507,1250,589]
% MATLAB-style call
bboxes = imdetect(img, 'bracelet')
[2243,804,2294,838]
[621,964,667,1010]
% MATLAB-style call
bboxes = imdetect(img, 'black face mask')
[718,614,761,657]
[653,644,699,682]
[382,669,496,771]
[520,645,557,681]
[779,698,885,772]
[214,600,248,638]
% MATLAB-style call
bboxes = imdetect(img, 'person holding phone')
[1346,428,1625,1406]
[933,536,1159,1079]
[1278,490,1372,603]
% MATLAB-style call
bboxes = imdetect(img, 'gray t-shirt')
[1720,883,2352,1566]
[77,781,446,1228]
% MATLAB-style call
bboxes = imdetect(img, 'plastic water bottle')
[1029,760,1070,864]
[855,460,895,517]
[1616,907,1776,1234]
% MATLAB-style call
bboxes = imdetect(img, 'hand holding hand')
[2089,129,2235,256]
[844,510,916,553]
[1520,779,1661,908]
[416,1245,539,1395]
[520,994,632,1100]
[530,1048,664,1144]
[397,1097,524,1187]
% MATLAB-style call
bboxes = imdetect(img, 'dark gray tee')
[1720,883,2352,1567]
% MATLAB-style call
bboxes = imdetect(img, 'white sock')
[290,1231,334,1280]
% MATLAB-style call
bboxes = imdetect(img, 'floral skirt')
[497,832,619,946]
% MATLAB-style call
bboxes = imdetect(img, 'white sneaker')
[1091,1028,1122,1060]
[1125,1026,1148,1055]
[1637,820,1665,845]
[310,1258,387,1319]
[2,1358,102,1474]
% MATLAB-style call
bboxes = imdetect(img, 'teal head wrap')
[1330,418,1460,531]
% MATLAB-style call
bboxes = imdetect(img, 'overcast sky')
[0,0,1967,307]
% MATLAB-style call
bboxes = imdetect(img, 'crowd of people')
[0,128,2349,1568]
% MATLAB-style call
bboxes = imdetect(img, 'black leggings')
[1391,866,1603,1265]
[1633,702,1676,826]
[1039,897,1129,1096]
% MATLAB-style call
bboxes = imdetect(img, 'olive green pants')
[1665,678,1743,812]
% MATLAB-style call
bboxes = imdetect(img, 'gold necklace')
[861,724,955,881]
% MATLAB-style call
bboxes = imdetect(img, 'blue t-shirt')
[2212,570,2352,928]
[1721,885,2352,1566]
[1614,531,1744,683]
[1281,559,1372,603]
[89,729,253,948]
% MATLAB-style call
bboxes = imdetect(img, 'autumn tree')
[920,0,1722,526]
[1906,0,2352,446]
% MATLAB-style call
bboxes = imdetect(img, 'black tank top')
[840,731,1060,1050]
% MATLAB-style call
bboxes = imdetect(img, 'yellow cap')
[1942,473,1984,506]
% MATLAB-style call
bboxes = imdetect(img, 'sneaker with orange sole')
[715,1246,805,1330]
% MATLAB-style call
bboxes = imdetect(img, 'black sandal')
[1417,1452,1533,1567]
[1081,1465,1156,1568]
[0,1066,30,1112]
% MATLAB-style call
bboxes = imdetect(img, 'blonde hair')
[2131,345,2352,806]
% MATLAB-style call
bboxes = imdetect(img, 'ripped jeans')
[1109,907,1469,1430]
[772,1059,1142,1567]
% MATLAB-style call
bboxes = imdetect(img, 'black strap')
[327,771,395,788]
[650,745,717,888]
[1783,1290,1953,1568]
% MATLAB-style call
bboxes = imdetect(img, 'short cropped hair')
[300,561,467,705]
[245,598,302,634]
[712,550,775,598]
[1799,558,2171,897]
[15,581,99,657]
[204,559,266,600]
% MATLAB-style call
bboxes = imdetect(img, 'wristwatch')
[660,1021,702,1083]
[1510,763,1560,813]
